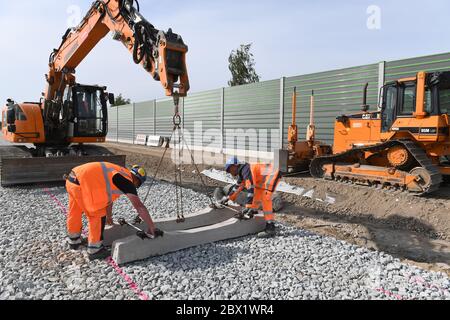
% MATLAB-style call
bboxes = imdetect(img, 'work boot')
[68,237,85,250]
[67,237,81,250]
[257,222,277,238]
[88,246,111,261]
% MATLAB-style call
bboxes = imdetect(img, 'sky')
[1,0,450,104]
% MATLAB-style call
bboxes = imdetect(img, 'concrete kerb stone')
[103,206,238,246]
[112,216,267,265]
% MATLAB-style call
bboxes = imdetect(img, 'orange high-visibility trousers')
[66,180,107,250]
[247,188,275,222]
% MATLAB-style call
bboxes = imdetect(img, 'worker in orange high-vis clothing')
[222,157,282,238]
[66,162,157,261]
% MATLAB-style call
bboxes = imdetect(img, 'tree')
[228,43,260,87]
[113,94,131,106]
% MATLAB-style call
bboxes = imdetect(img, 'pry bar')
[117,218,164,240]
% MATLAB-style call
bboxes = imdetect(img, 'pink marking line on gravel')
[45,188,69,215]
[107,257,150,300]
[43,187,149,301]
[407,275,449,295]
[375,288,405,300]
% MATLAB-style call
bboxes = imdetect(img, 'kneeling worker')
[66,162,157,260]
[222,157,282,238]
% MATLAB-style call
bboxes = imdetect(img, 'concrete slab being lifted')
[103,206,238,246]
[111,216,266,265]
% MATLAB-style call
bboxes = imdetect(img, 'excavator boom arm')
[45,0,189,101]
[1,0,190,186]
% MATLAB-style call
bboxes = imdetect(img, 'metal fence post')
[153,100,157,136]
[279,77,285,150]
[221,87,225,153]
[132,103,136,144]
[116,107,119,143]
[378,61,386,110]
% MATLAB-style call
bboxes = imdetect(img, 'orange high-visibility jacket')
[246,163,280,192]
[230,163,280,204]
[72,162,134,213]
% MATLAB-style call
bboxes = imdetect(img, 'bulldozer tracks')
[310,140,443,196]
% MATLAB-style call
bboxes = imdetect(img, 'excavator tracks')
[310,140,443,196]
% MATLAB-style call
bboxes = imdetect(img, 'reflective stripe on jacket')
[246,163,280,193]
[229,163,280,206]
[72,162,134,212]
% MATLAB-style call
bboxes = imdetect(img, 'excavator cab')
[40,84,110,146]
[69,85,109,139]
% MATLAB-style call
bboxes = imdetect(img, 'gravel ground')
[0,181,449,300]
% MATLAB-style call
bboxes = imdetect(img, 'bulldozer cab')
[381,79,432,132]
[68,85,109,138]
[381,71,450,133]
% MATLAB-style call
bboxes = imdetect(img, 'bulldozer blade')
[1,155,126,186]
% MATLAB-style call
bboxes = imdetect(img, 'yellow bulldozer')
[277,71,450,195]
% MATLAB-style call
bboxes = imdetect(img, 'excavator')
[278,71,450,195]
[0,0,189,186]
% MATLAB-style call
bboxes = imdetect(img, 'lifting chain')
[138,93,217,225]
[173,93,185,223]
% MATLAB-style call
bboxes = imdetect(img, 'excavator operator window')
[15,106,27,121]
[72,86,107,137]
[7,105,27,122]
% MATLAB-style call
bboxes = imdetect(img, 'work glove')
[138,228,164,240]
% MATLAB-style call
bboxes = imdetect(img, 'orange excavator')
[279,71,450,195]
[1,0,189,185]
